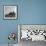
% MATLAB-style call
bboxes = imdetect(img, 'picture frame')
[3,5,17,20]
[18,24,46,41]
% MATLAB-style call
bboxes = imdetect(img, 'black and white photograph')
[18,25,46,46]
[18,25,46,41]
[4,5,17,19]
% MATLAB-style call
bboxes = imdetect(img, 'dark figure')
[5,12,15,17]
[44,35,46,40]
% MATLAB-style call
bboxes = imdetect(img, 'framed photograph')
[18,24,46,42]
[4,5,17,19]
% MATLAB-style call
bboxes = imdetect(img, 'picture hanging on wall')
[18,24,46,41]
[4,5,17,19]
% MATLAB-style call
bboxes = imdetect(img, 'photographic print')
[4,5,17,19]
[18,24,46,41]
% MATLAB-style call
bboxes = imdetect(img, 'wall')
[0,0,20,44]
[0,0,46,44]
[20,0,46,24]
